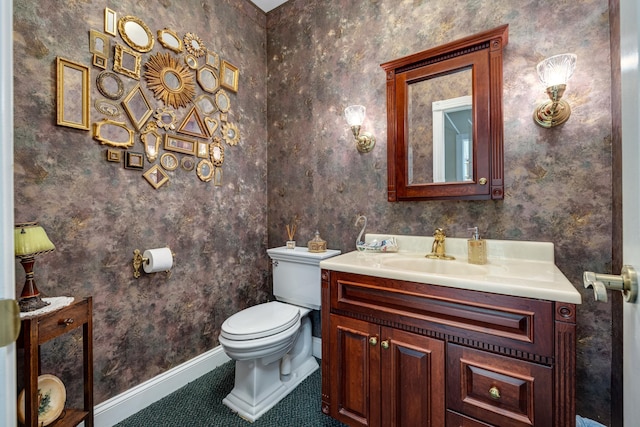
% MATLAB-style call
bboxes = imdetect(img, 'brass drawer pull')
[369,336,378,346]
[59,318,74,326]
[381,340,390,350]
[489,386,501,400]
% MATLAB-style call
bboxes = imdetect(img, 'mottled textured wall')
[266,0,613,424]
[14,0,269,406]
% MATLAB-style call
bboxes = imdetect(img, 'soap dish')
[356,237,399,253]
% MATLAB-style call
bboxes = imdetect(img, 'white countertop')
[319,234,582,304]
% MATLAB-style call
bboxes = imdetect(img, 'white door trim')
[0,1,17,426]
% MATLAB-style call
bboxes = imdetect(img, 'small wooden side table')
[17,297,93,427]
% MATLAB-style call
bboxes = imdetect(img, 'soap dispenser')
[467,227,487,265]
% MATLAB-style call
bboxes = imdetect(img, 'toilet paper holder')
[132,248,174,279]
[583,265,637,303]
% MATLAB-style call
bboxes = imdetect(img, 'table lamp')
[14,222,56,312]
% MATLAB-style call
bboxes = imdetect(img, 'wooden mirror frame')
[381,24,508,201]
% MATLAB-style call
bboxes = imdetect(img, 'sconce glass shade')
[536,53,577,87]
[14,222,55,312]
[344,105,366,127]
[344,105,376,153]
[15,222,56,258]
[534,54,577,128]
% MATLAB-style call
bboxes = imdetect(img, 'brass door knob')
[381,340,390,350]
[369,336,378,346]
[489,386,501,400]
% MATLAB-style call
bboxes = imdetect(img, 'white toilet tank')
[267,246,341,310]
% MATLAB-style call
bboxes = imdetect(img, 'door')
[620,0,640,423]
[381,327,445,427]
[329,314,381,427]
[0,1,16,426]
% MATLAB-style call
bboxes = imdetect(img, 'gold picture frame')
[144,52,196,109]
[118,16,154,53]
[164,134,197,156]
[113,44,141,80]
[92,54,107,70]
[121,84,153,131]
[158,28,183,53]
[197,65,219,93]
[143,165,169,189]
[104,8,117,36]
[124,151,145,170]
[160,153,179,171]
[140,122,162,162]
[94,99,122,118]
[89,30,110,58]
[221,122,240,146]
[92,119,134,148]
[56,57,90,130]
[177,106,209,139]
[196,159,214,182]
[220,60,239,92]
[197,142,209,159]
[96,71,124,100]
[106,149,121,162]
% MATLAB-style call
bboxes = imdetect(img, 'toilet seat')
[220,301,300,341]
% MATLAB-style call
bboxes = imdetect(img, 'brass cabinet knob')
[479,177,488,185]
[381,340,390,350]
[489,386,501,400]
[369,336,378,346]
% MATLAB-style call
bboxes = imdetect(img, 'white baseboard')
[93,346,230,427]
[93,338,323,427]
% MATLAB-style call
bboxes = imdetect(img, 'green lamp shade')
[14,222,55,258]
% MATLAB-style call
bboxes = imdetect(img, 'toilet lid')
[220,301,300,340]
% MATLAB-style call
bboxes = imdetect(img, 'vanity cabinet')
[321,271,576,427]
[328,314,445,426]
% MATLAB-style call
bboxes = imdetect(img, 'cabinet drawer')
[447,344,552,427]
[38,300,89,342]
[330,272,554,357]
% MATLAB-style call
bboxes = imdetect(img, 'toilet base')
[223,355,318,422]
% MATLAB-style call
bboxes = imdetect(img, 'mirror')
[121,84,153,131]
[221,122,240,146]
[96,71,124,100]
[56,57,90,130]
[113,44,141,80]
[104,8,117,36]
[118,16,154,53]
[145,52,196,109]
[92,119,134,148]
[141,123,161,162]
[184,33,206,57]
[197,65,219,93]
[158,28,182,53]
[381,25,508,201]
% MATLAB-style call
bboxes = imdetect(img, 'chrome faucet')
[426,228,455,260]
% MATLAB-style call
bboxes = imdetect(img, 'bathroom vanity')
[319,235,581,427]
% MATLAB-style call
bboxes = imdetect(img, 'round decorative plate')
[17,374,66,426]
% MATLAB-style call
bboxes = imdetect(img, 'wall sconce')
[533,53,577,128]
[14,222,56,312]
[344,105,376,153]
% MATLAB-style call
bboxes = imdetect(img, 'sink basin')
[380,256,488,276]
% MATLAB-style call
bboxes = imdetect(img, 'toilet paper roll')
[143,248,173,273]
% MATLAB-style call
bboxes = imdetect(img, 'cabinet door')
[380,327,445,427]
[329,314,381,427]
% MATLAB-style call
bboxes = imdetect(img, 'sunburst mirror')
[184,33,207,57]
[144,52,196,109]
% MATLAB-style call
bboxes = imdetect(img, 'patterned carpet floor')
[115,360,347,426]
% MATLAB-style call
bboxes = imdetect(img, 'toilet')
[218,246,341,422]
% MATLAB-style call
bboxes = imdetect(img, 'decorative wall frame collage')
[55,7,241,189]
